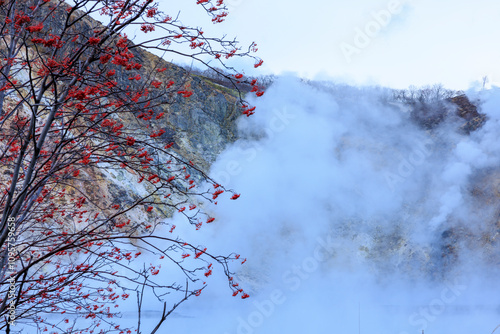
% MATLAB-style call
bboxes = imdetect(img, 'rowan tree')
[0,0,262,332]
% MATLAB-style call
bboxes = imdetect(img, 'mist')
[137,76,500,334]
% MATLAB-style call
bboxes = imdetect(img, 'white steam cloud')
[138,77,500,334]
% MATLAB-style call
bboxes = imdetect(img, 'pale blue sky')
[157,0,500,90]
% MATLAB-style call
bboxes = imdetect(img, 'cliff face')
[448,94,486,133]
[91,48,242,224]
[129,47,241,171]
